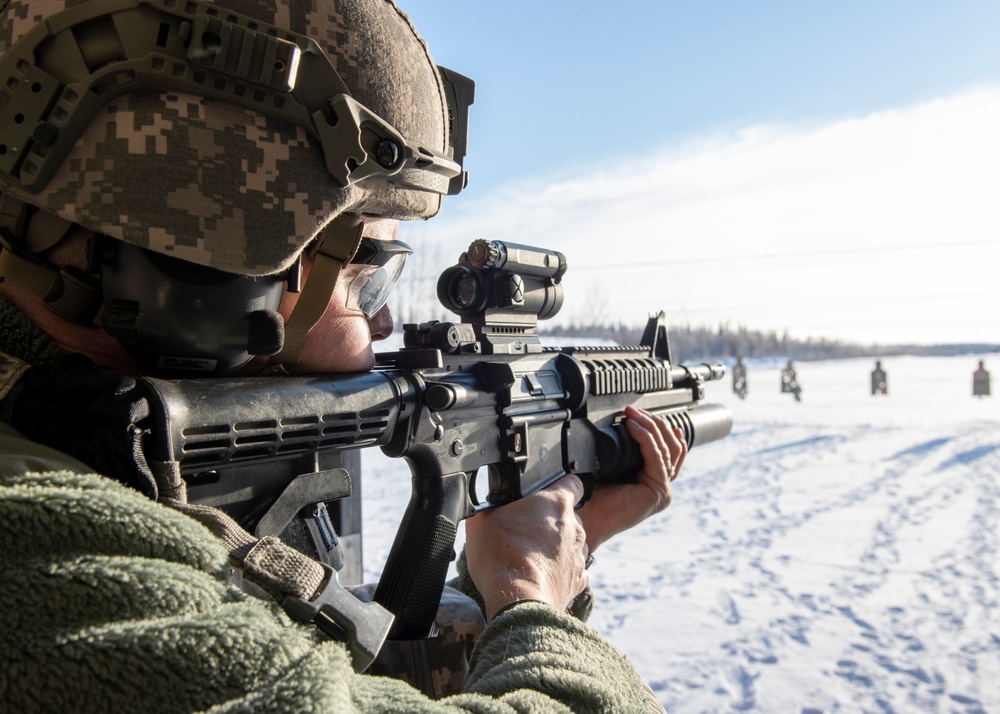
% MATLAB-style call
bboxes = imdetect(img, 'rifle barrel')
[670,362,726,385]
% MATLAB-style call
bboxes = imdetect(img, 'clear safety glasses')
[345,238,413,318]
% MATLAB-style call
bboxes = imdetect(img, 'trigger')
[575,474,596,508]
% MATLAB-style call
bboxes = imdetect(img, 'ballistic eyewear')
[345,237,412,318]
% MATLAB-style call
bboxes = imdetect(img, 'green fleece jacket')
[0,300,662,712]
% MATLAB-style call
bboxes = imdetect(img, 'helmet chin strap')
[268,214,365,370]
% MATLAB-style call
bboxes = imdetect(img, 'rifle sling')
[146,436,393,673]
[147,436,392,673]
[164,495,326,602]
[7,352,390,670]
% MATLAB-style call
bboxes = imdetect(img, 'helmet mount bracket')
[0,0,466,197]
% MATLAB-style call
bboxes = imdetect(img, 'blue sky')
[393,2,1000,346]
[404,1,1000,194]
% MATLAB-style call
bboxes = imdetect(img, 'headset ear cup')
[247,309,284,356]
[99,242,286,375]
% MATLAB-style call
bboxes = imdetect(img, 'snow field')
[363,354,1000,713]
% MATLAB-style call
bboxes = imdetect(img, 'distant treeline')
[540,321,1000,362]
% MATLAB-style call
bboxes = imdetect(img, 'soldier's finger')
[624,407,670,447]
[670,427,688,480]
[624,409,669,477]
[549,473,586,507]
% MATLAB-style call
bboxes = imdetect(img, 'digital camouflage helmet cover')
[0,0,473,372]
[0,0,470,273]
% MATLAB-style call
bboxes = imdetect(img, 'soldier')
[973,360,991,397]
[0,1,684,711]
[733,355,748,400]
[781,359,803,402]
[871,360,888,395]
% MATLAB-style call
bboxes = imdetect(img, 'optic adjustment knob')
[465,239,502,269]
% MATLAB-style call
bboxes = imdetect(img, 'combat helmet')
[0,0,473,373]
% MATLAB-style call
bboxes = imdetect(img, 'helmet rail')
[0,0,467,197]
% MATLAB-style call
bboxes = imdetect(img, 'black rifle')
[138,240,733,654]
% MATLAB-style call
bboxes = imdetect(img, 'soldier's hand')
[465,475,589,621]
[576,406,687,553]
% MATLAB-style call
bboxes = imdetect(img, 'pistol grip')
[373,471,469,640]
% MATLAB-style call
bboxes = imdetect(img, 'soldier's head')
[0,0,472,375]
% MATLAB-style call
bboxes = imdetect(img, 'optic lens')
[452,272,477,309]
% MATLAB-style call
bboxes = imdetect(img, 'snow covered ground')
[361,353,1000,713]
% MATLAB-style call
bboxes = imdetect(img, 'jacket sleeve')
[0,422,660,713]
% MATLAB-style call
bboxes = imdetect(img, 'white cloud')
[405,87,1000,346]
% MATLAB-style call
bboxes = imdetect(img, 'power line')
[571,239,999,271]
[656,290,1000,316]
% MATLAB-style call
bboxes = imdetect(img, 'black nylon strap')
[11,353,158,498]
